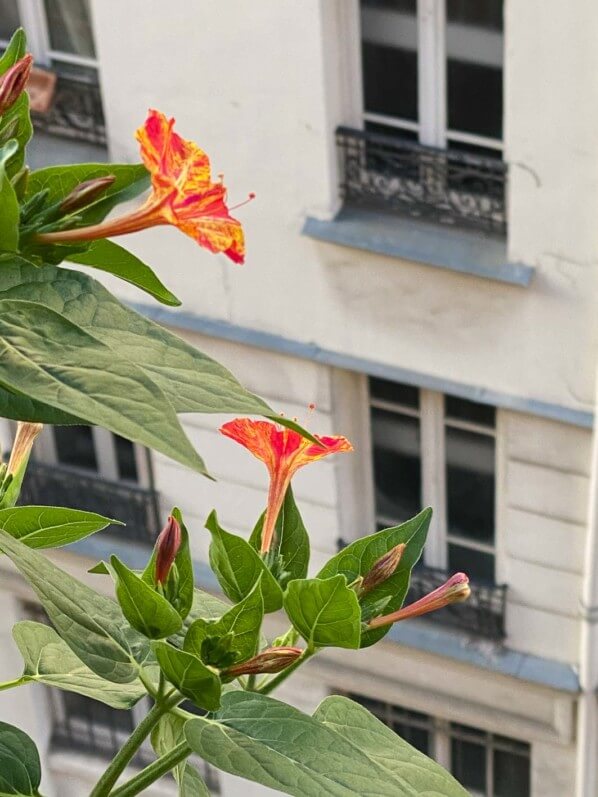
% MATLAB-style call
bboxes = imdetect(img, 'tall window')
[360,0,504,155]
[370,377,496,582]
[347,693,530,797]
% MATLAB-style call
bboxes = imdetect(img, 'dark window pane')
[451,735,486,793]
[449,543,495,582]
[446,1,503,139]
[54,426,98,471]
[445,395,495,427]
[370,377,419,408]
[392,721,430,755]
[372,408,421,523]
[494,749,530,797]
[361,0,418,122]
[62,693,134,733]
[114,434,138,482]
[446,427,495,543]
[44,0,96,58]
[0,0,20,41]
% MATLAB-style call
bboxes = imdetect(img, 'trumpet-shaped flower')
[220,417,353,554]
[35,109,250,263]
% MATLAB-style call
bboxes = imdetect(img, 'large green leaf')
[314,696,469,797]
[249,487,310,583]
[0,262,272,418]
[0,505,121,549]
[0,30,31,180]
[206,511,283,613]
[0,141,19,251]
[185,691,467,796]
[0,720,42,797]
[283,575,361,650]
[67,239,181,306]
[110,556,183,640]
[151,715,210,797]
[0,528,150,683]
[169,588,231,650]
[0,298,205,473]
[154,643,221,711]
[0,29,26,75]
[12,621,145,709]
[318,508,431,647]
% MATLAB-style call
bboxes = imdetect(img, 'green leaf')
[184,578,263,665]
[0,298,206,474]
[0,141,19,251]
[0,505,121,549]
[110,556,183,640]
[317,508,431,647]
[0,528,150,683]
[154,642,221,711]
[151,715,210,797]
[67,239,181,307]
[249,487,310,582]
[169,508,194,620]
[0,29,26,75]
[0,719,42,797]
[12,621,146,709]
[2,93,32,180]
[169,588,231,650]
[283,575,361,649]
[314,696,469,797]
[206,511,283,613]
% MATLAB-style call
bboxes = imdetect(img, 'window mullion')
[17,0,50,64]
[420,389,447,568]
[91,427,119,481]
[417,0,446,146]
[434,718,451,769]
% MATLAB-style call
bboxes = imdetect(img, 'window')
[370,377,496,583]
[360,0,504,153]
[346,693,530,797]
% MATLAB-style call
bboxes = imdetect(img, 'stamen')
[229,192,256,211]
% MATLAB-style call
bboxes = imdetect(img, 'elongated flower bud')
[360,543,406,596]
[0,54,33,114]
[59,175,116,213]
[7,422,43,477]
[368,573,470,630]
[155,515,181,584]
[222,647,302,678]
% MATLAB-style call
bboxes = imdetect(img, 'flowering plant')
[0,30,470,796]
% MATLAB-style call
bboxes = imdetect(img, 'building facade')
[1,1,598,795]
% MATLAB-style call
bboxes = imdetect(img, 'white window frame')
[369,384,497,578]
[360,0,504,152]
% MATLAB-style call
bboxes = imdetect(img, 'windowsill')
[302,208,534,287]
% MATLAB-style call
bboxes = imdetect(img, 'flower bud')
[367,572,470,630]
[59,175,116,213]
[0,54,33,114]
[155,515,181,584]
[360,543,406,596]
[222,647,303,678]
[7,422,43,477]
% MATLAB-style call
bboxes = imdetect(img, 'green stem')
[246,673,257,691]
[109,741,192,797]
[0,677,24,692]
[89,693,182,797]
[258,648,316,696]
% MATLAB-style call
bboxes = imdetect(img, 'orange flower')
[35,109,251,263]
[220,417,353,554]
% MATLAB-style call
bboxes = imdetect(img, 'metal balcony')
[336,125,507,237]
[18,460,160,546]
[32,71,106,146]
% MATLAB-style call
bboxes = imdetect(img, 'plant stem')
[0,677,24,692]
[89,693,182,797]
[109,741,192,797]
[257,648,315,696]
[246,673,257,691]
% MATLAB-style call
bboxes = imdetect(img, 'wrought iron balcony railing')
[408,565,507,640]
[336,126,507,237]
[18,460,160,546]
[32,72,106,146]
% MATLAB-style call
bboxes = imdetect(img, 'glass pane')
[372,407,421,523]
[114,435,138,482]
[361,0,418,122]
[449,543,495,582]
[494,749,530,797]
[370,377,419,409]
[54,426,98,471]
[446,426,495,543]
[62,693,134,732]
[0,0,20,42]
[44,0,96,58]
[446,0,503,139]
[445,395,495,428]
[392,720,430,755]
[451,734,486,795]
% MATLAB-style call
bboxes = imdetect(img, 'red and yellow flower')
[36,109,250,263]
[220,417,353,554]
